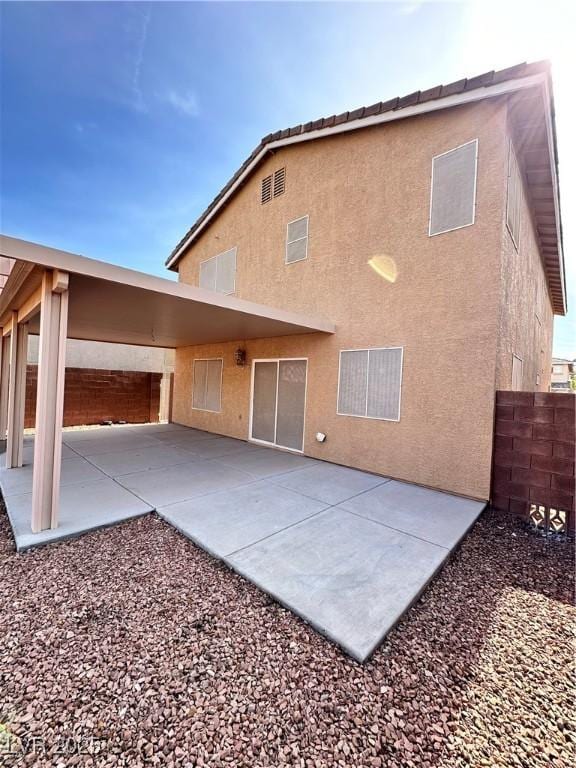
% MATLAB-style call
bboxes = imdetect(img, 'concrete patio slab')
[4,477,152,552]
[271,462,389,505]
[153,430,225,446]
[0,456,107,497]
[1,423,486,661]
[158,480,328,559]
[183,437,260,460]
[216,447,317,479]
[228,506,451,662]
[21,443,78,463]
[116,460,255,507]
[126,423,190,436]
[66,433,161,457]
[339,480,485,548]
[61,425,136,443]
[86,443,204,478]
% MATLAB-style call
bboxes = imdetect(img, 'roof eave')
[166,70,549,271]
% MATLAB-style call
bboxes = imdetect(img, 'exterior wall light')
[316,432,326,443]
[234,348,247,366]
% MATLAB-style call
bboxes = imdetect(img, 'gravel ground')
[0,502,574,768]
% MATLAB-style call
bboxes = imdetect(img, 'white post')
[31,270,69,532]
[5,311,28,469]
[0,332,9,440]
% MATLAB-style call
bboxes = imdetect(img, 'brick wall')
[25,367,162,429]
[492,391,575,529]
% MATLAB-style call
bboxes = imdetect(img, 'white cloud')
[130,5,152,112]
[163,89,200,117]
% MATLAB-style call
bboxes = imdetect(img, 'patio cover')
[0,236,334,347]
[0,234,334,536]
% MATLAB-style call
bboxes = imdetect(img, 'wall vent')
[273,167,286,197]
[261,174,272,204]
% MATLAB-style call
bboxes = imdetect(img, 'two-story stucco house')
[161,61,565,503]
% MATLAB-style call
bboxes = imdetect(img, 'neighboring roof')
[0,236,334,348]
[166,60,566,316]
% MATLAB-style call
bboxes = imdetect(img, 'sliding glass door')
[250,359,307,452]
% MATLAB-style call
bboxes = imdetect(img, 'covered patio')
[0,234,334,536]
[0,235,485,662]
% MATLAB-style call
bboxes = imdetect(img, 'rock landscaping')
[0,503,574,767]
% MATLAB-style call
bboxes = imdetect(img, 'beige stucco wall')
[494,108,554,393]
[172,100,514,500]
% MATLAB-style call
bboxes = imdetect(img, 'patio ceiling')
[0,235,335,347]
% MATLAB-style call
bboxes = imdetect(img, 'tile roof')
[167,61,551,267]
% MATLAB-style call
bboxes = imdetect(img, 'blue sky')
[1,1,574,357]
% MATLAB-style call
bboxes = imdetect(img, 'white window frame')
[336,346,404,422]
[285,215,309,264]
[192,358,224,413]
[248,357,308,454]
[428,138,479,237]
[506,139,522,251]
[199,247,237,295]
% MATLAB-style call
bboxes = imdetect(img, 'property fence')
[25,367,162,429]
[492,391,575,535]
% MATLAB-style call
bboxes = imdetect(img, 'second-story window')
[199,247,236,294]
[506,140,522,249]
[429,139,478,236]
[285,215,309,264]
[261,168,285,204]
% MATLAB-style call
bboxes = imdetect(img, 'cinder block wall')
[492,391,575,527]
[25,367,161,428]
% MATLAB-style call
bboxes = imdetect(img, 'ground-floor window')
[337,347,403,421]
[192,358,223,412]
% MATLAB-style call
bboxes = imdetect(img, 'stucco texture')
[172,99,550,501]
[494,107,554,392]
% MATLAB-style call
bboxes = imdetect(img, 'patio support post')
[0,333,9,440]
[31,270,69,532]
[5,311,28,468]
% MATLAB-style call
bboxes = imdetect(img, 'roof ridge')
[167,60,550,267]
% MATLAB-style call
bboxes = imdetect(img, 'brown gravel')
[0,502,574,768]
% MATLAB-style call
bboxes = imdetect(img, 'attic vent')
[273,167,286,197]
[261,175,272,204]
[261,168,285,204]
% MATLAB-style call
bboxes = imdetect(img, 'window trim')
[428,138,479,237]
[336,346,404,422]
[192,357,224,413]
[285,214,309,264]
[198,247,237,295]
